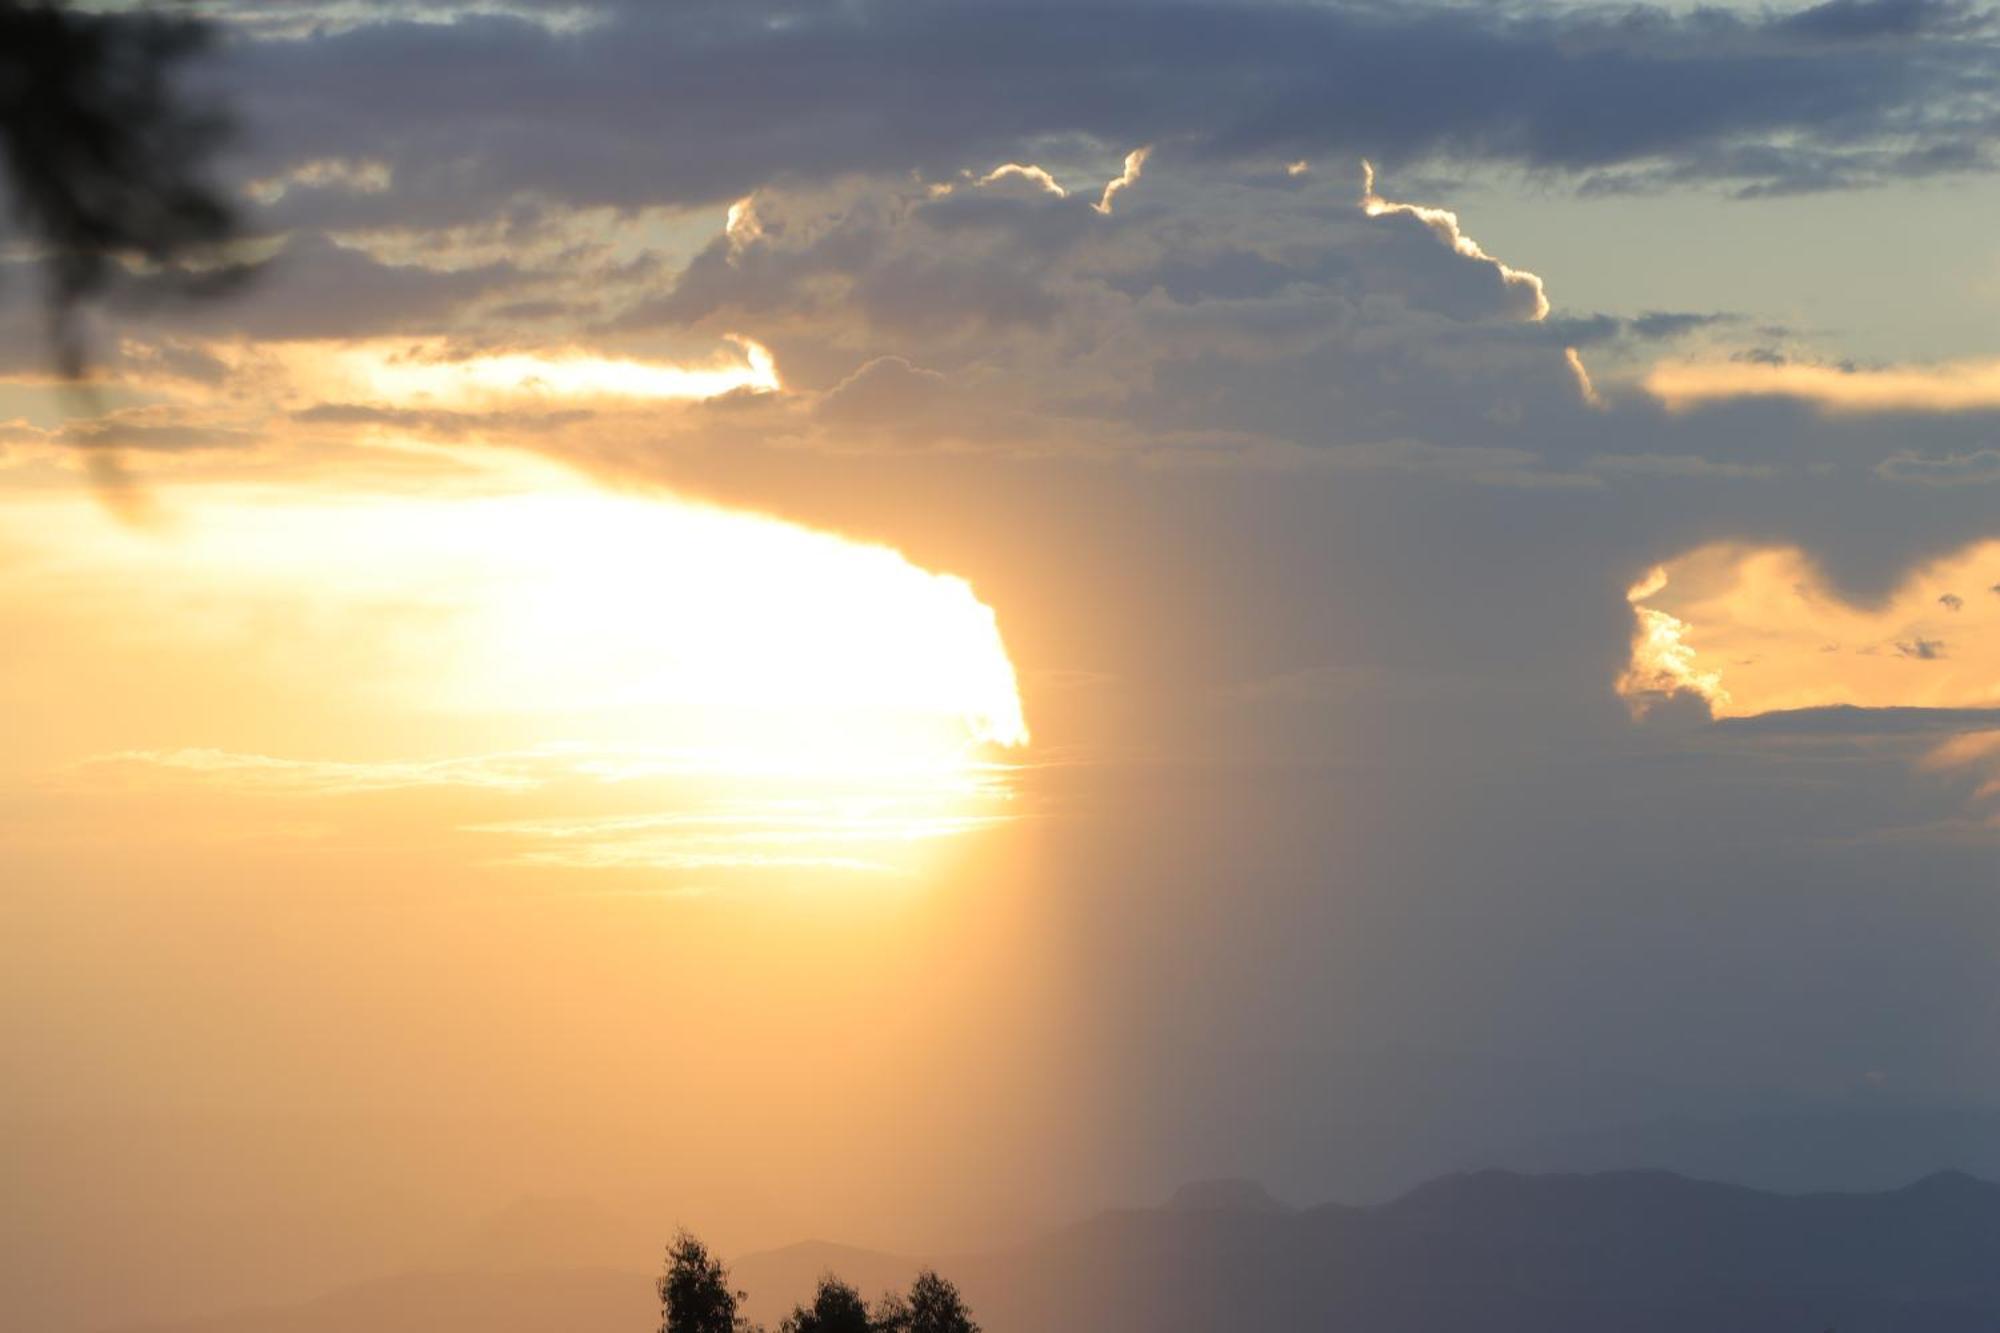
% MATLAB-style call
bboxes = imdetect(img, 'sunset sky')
[7,2,2000,1330]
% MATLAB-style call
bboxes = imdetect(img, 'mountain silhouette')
[1481,1106,2000,1193]
[105,1170,2000,1333]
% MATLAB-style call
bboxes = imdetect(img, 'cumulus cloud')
[1361,161,1550,321]
[607,157,1597,475]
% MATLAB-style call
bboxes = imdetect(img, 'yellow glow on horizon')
[1618,541,2000,718]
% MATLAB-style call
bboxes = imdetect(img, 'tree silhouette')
[664,1236,980,1333]
[0,0,241,376]
[872,1271,978,1333]
[779,1274,873,1333]
[659,1232,752,1333]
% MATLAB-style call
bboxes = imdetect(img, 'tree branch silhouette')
[1,0,242,376]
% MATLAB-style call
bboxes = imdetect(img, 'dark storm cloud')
[213,0,2000,227]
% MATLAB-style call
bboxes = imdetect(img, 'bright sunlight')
[5,455,1029,878]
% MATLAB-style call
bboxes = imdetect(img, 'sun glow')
[4,458,1028,878]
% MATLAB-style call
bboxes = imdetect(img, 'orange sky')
[8,6,2000,1330]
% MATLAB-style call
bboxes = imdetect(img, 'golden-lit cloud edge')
[1645,356,2000,414]
[1619,539,2000,721]
[1360,160,1551,322]
[1620,541,2000,829]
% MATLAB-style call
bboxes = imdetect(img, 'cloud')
[1647,357,2000,414]
[978,163,1069,199]
[1095,146,1151,215]
[1876,449,2000,484]
[0,410,261,455]
[119,232,523,342]
[468,793,1015,875]
[1619,540,2000,718]
[1717,704,2000,735]
[1780,0,1975,41]
[1586,453,1778,480]
[1566,348,1604,408]
[613,157,1596,476]
[1629,311,1734,341]
[245,155,394,205]
[1619,566,1732,717]
[375,342,778,400]
[209,0,2000,231]
[814,355,952,425]
[1314,439,1598,489]
[1361,161,1550,321]
[1918,725,2000,823]
[290,402,596,436]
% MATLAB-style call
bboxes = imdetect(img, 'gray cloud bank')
[211,0,2000,223]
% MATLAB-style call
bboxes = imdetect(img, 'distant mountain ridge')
[111,1169,2000,1333]
[932,1168,2000,1333]
[1164,1178,1293,1215]
[1480,1106,2000,1193]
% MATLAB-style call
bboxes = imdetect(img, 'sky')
[6,1,2000,1330]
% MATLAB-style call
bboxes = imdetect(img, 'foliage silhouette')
[779,1275,874,1333]
[0,0,242,376]
[664,1237,980,1333]
[880,1270,979,1333]
[659,1232,752,1333]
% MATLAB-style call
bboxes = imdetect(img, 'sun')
[6,454,1030,877]
[435,478,1031,765]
